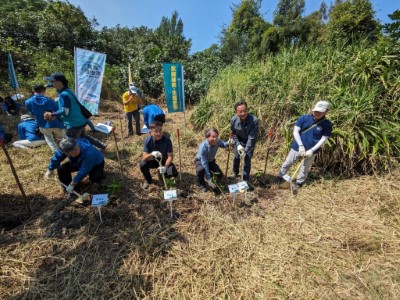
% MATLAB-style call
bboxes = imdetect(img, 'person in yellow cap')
[122,83,143,137]
[274,100,333,191]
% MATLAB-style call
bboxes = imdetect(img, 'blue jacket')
[142,104,164,128]
[17,119,43,141]
[25,94,65,129]
[48,138,104,184]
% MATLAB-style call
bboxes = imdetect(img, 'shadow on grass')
[6,170,184,298]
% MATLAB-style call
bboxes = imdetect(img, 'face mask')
[45,82,53,88]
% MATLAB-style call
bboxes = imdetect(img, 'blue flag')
[162,63,185,113]
[74,48,107,116]
[7,52,19,89]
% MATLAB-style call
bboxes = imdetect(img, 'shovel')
[58,181,91,204]
[282,158,305,197]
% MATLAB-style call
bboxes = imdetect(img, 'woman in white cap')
[274,100,333,191]
[12,114,46,149]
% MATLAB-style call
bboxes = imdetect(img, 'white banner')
[74,48,106,115]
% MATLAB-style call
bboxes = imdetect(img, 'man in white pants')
[275,101,333,190]
[13,115,47,149]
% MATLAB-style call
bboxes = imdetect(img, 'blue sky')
[67,0,398,53]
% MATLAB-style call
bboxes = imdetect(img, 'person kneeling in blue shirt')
[275,100,333,191]
[13,115,47,149]
[195,128,234,192]
[45,137,105,194]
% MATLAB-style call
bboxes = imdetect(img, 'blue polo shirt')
[291,114,332,153]
[143,135,173,164]
[196,139,228,180]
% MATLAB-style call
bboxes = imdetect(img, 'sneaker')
[293,182,303,191]
[274,176,284,185]
[142,181,150,189]
[199,185,207,192]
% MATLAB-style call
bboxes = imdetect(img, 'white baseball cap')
[312,101,330,112]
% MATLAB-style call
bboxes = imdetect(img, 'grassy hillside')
[1,100,400,299]
[191,40,400,175]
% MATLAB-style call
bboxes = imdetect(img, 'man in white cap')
[12,114,47,149]
[274,100,333,190]
[122,83,143,137]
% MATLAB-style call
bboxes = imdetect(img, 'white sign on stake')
[163,190,177,201]
[237,181,249,192]
[163,190,177,218]
[228,184,239,194]
[91,194,108,223]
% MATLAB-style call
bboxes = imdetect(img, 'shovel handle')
[58,181,84,198]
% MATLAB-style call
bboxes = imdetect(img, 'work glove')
[305,149,314,158]
[66,183,75,194]
[228,138,235,145]
[44,169,54,179]
[237,145,246,157]
[7,113,12,118]
[158,166,167,174]
[206,179,216,189]
[151,151,162,159]
[298,145,306,157]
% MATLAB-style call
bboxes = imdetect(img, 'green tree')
[384,10,400,41]
[220,0,269,62]
[325,0,379,44]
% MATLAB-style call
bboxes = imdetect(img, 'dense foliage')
[191,38,400,175]
[1,0,399,174]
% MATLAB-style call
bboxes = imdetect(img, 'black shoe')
[274,176,284,185]
[293,182,303,191]
[199,185,207,192]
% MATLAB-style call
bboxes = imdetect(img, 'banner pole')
[177,129,182,181]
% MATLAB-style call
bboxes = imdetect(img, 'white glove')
[66,183,74,194]
[305,149,314,158]
[158,166,167,174]
[298,145,306,157]
[151,151,162,159]
[44,169,54,179]
[7,113,12,118]
[228,138,235,145]
[237,145,246,157]
[206,179,216,189]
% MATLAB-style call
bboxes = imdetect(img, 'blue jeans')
[126,110,141,135]
[233,144,253,181]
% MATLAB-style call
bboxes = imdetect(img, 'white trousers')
[39,127,67,153]
[278,148,317,184]
[13,139,47,150]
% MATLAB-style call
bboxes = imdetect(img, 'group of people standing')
[1,71,333,198]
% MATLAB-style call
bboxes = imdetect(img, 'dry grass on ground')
[1,100,400,299]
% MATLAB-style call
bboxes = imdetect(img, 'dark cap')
[43,72,66,82]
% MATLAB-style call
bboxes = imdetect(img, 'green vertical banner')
[163,63,185,113]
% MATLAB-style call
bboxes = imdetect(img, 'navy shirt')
[291,114,333,153]
[143,135,173,164]
[230,114,259,151]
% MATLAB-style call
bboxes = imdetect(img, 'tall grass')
[191,39,400,175]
